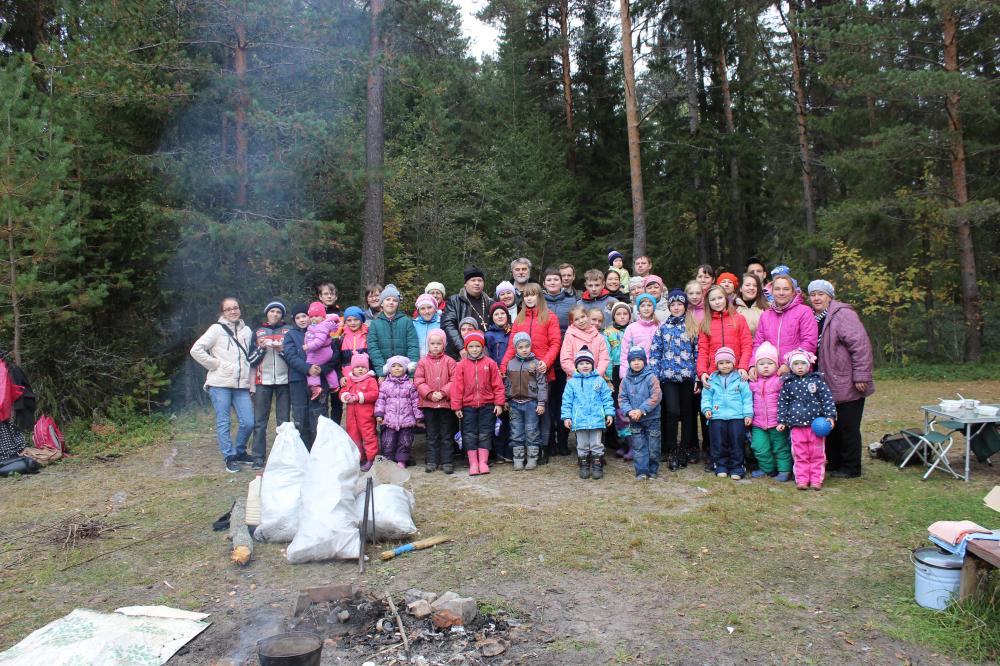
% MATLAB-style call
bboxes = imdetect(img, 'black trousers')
[826,397,866,476]
[289,381,314,448]
[661,380,695,456]
[548,365,569,454]
[423,408,456,466]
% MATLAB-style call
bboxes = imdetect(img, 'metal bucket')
[257,631,323,666]
[912,547,963,610]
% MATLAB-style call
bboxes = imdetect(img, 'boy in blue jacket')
[620,346,663,480]
[701,346,753,480]
[562,346,615,480]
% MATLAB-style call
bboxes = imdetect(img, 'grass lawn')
[1,378,999,664]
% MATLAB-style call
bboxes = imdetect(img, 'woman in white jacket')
[190,297,254,473]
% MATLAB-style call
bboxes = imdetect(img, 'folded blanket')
[929,531,1000,559]
[928,520,991,545]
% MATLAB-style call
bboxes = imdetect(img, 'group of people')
[190,252,875,488]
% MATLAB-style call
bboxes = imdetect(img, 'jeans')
[509,400,541,451]
[709,418,746,475]
[209,386,254,461]
[631,418,662,477]
[826,398,865,476]
[461,406,495,451]
[252,383,290,462]
[661,380,695,457]
[289,381,314,448]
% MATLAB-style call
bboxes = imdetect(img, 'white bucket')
[912,547,963,610]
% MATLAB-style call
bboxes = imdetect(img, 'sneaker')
[649,473,658,480]
[730,473,742,480]
[813,484,822,491]
[775,472,791,482]
[225,459,240,473]
[716,471,728,478]
[636,474,648,481]
[234,452,254,464]
[251,459,265,470]
[750,470,767,479]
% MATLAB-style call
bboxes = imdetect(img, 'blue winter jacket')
[700,371,752,421]
[561,371,615,431]
[413,312,441,358]
[485,324,510,367]
[649,316,696,382]
[619,364,662,423]
[777,371,837,426]
[544,290,579,334]
[282,326,312,383]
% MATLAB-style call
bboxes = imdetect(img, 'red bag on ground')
[33,415,65,454]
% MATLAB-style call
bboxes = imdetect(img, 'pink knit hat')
[307,301,326,318]
[785,348,816,368]
[715,347,736,364]
[427,328,446,343]
[351,353,370,370]
[415,293,437,311]
[643,275,664,289]
[753,341,779,366]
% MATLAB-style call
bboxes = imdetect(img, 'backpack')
[870,431,919,467]
[33,415,66,454]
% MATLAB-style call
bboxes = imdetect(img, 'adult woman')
[695,264,715,293]
[251,301,291,468]
[808,279,875,479]
[752,274,817,376]
[501,283,561,462]
[604,269,628,301]
[735,273,766,335]
[364,282,383,320]
[190,297,254,473]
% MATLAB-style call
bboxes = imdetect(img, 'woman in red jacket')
[500,283,561,462]
[697,285,752,385]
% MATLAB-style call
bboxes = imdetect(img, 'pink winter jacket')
[560,325,610,378]
[816,300,875,404]
[619,318,659,378]
[750,374,782,429]
[374,375,422,430]
[753,294,818,364]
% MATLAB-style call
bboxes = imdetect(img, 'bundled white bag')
[356,484,417,540]
[286,417,361,563]
[253,422,310,543]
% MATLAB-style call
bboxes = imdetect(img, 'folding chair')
[900,420,959,480]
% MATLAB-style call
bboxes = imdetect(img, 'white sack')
[356,484,417,540]
[286,417,361,562]
[253,421,310,543]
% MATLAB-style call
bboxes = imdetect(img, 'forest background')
[0,0,997,420]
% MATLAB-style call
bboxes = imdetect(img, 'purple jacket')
[816,300,875,404]
[750,374,782,429]
[304,319,338,365]
[753,294,818,364]
[374,375,422,430]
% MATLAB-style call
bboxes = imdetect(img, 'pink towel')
[928,520,990,545]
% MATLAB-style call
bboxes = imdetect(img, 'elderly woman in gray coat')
[808,280,875,479]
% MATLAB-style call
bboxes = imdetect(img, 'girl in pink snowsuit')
[303,301,340,400]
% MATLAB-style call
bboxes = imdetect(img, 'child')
[486,302,512,461]
[368,284,419,377]
[504,331,548,470]
[375,355,423,469]
[413,294,441,359]
[415,330,457,473]
[697,285,752,385]
[749,342,791,482]
[716,272,739,299]
[777,348,836,490]
[495,281,518,322]
[619,346,662,480]
[700,347,753,480]
[608,250,631,287]
[337,306,369,370]
[451,331,505,476]
[685,280,706,324]
[341,353,379,470]
[459,317,479,340]
[605,302,633,456]
[413,282,447,318]
[562,346,615,480]
[619,294,658,378]
[649,289,698,470]
[581,269,618,328]
[303,301,340,400]
[560,304,611,378]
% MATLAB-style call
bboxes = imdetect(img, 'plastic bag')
[356,484,417,540]
[253,422,309,542]
[286,417,361,562]
[354,455,410,495]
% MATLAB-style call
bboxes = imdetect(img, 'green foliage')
[64,409,172,459]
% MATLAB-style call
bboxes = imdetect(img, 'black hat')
[464,266,485,282]
[290,302,309,318]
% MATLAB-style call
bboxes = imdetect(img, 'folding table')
[920,405,1000,482]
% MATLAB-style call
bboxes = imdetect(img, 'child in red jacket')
[451,331,505,476]
[340,353,379,471]
[415,329,458,474]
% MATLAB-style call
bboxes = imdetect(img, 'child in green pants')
[749,342,792,481]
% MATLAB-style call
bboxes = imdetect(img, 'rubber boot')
[591,455,605,480]
[477,448,490,474]
[526,446,539,470]
[513,446,526,471]
[578,454,591,480]
[467,450,480,476]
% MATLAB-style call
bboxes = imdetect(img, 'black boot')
[591,455,605,480]
[578,454,591,480]
[668,455,679,471]
[538,446,550,465]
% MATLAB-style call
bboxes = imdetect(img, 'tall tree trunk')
[5,105,21,365]
[233,19,248,208]
[686,35,708,264]
[559,0,576,171]
[942,6,981,361]
[362,0,387,289]
[620,0,646,257]
[783,0,817,267]
[716,45,744,271]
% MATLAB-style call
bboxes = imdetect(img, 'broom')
[380,535,452,561]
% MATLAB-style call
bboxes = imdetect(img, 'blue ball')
[811,417,833,437]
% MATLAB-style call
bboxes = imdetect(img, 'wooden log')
[229,498,253,566]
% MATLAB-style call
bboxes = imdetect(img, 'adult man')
[442,266,494,359]
[633,255,652,279]
[510,257,532,298]
[559,263,579,299]
[745,257,767,285]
